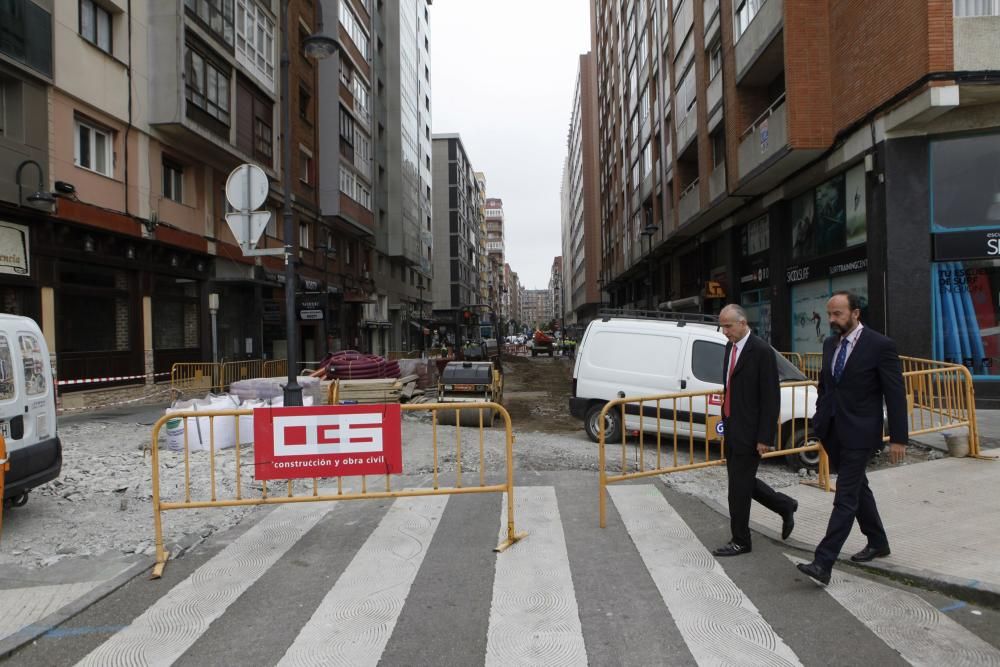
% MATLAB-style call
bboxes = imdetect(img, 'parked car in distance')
[0,314,61,506]
[568,312,818,470]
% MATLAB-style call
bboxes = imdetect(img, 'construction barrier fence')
[147,401,526,578]
[598,381,829,527]
[170,360,289,396]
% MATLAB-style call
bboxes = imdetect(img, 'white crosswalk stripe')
[486,487,587,666]
[277,494,449,667]
[75,501,336,667]
[609,484,802,667]
[785,555,1000,666]
[52,483,999,666]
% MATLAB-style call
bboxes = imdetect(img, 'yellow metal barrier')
[0,435,8,543]
[800,353,823,381]
[170,362,222,395]
[262,359,288,378]
[780,351,803,371]
[221,359,266,389]
[898,364,988,458]
[598,382,831,528]
[147,401,527,578]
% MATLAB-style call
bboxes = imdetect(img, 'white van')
[0,314,61,506]
[568,312,819,469]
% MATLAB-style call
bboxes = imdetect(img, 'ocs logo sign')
[273,412,385,456]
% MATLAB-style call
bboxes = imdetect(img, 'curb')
[0,557,152,659]
[700,495,1000,609]
[0,531,210,659]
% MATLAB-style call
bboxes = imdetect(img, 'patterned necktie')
[833,337,849,382]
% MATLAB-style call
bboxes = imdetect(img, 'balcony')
[735,94,823,195]
[704,0,721,43]
[675,105,697,154]
[735,0,784,86]
[954,12,1000,70]
[706,73,723,116]
[678,179,701,226]
[709,163,726,202]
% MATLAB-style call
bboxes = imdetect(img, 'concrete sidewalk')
[749,454,1000,606]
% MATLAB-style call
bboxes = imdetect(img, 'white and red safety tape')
[56,371,171,387]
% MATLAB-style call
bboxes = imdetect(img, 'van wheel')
[584,403,622,443]
[783,426,821,471]
[10,492,28,508]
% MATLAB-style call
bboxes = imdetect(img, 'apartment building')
[549,256,564,328]
[0,0,323,393]
[484,196,505,314]
[561,51,603,327]
[431,134,483,339]
[593,0,1000,397]
[504,263,522,332]
[368,0,433,355]
[520,289,552,331]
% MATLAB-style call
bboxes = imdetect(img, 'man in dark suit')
[712,304,798,557]
[796,291,908,585]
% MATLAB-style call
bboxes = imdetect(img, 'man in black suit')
[712,304,798,557]
[797,291,908,585]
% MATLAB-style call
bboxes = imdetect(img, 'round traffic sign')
[225,164,269,211]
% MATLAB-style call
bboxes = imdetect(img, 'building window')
[339,1,370,59]
[185,0,235,47]
[235,0,275,90]
[298,84,311,122]
[298,145,313,185]
[254,117,272,160]
[185,45,230,124]
[711,130,726,168]
[735,0,763,39]
[954,0,1000,16]
[163,159,183,202]
[75,118,113,176]
[709,41,722,79]
[0,0,54,77]
[339,106,355,145]
[299,222,310,249]
[79,0,112,54]
[351,75,370,117]
[677,63,696,112]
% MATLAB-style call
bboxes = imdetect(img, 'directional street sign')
[224,163,280,256]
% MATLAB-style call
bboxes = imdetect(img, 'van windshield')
[774,349,808,382]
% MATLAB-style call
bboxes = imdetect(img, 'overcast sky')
[430,0,592,290]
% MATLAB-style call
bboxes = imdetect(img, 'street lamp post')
[280,0,339,405]
[639,213,659,311]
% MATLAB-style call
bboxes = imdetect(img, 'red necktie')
[724,345,738,418]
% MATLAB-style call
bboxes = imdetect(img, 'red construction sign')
[253,404,403,480]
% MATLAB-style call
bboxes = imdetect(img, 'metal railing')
[740,92,786,140]
[147,401,527,578]
[598,381,830,527]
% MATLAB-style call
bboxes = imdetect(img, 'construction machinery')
[435,360,504,426]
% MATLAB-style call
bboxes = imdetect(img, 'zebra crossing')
[16,479,998,666]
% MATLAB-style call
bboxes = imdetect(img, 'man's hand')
[756,443,769,457]
[888,442,906,464]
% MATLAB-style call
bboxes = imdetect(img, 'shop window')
[932,261,1000,377]
[740,288,771,343]
[153,279,199,350]
[790,164,866,261]
[790,273,868,354]
[931,132,1000,230]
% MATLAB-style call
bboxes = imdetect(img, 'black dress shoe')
[796,561,831,585]
[712,542,752,557]
[781,499,798,541]
[850,545,891,562]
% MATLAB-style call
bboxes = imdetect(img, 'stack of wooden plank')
[335,378,402,404]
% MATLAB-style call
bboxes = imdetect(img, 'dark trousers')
[726,448,796,548]
[815,434,889,569]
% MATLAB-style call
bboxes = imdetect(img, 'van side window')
[691,340,725,384]
[19,334,47,396]
[0,336,14,400]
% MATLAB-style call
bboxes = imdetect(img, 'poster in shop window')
[845,164,867,247]
[0,221,29,276]
[815,175,846,256]
[790,192,815,261]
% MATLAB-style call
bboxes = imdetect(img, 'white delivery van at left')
[0,314,60,507]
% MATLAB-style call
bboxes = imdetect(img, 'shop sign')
[786,245,868,285]
[0,221,29,276]
[933,230,1000,261]
[298,297,325,321]
[704,281,726,299]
